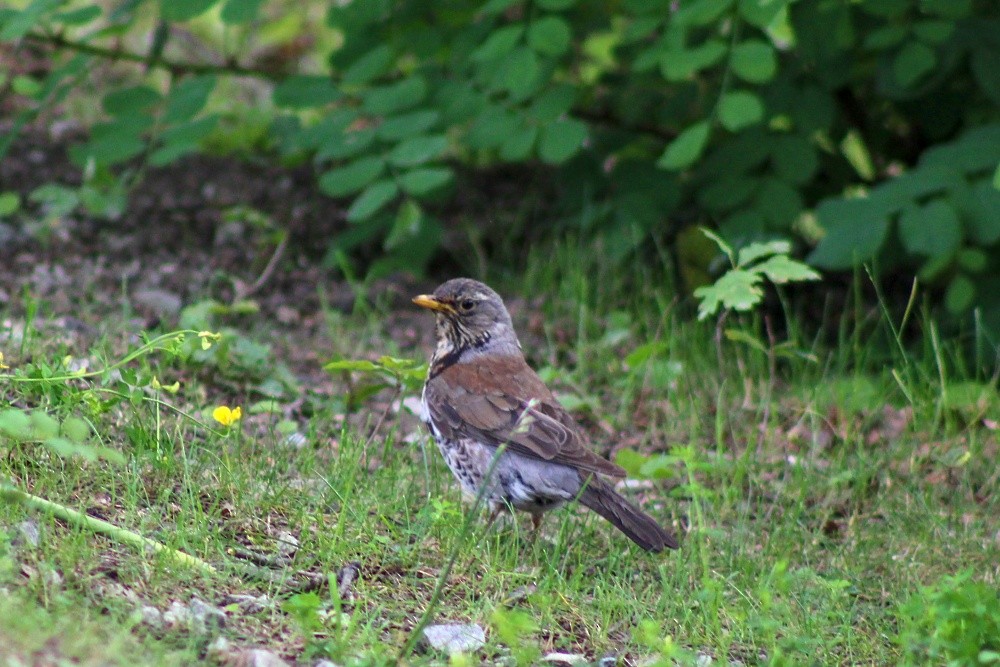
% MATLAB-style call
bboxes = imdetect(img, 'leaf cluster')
[2,0,999,326]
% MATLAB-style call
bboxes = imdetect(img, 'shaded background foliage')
[1,0,999,334]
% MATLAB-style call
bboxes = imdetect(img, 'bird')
[413,278,678,552]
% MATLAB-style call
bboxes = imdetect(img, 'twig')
[235,233,288,301]
[1,484,216,574]
[23,31,281,80]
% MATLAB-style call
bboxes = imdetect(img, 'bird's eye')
[460,299,475,311]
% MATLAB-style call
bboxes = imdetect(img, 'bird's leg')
[530,513,543,539]
[484,503,504,530]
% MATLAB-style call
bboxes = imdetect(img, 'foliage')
[1,0,1000,322]
[693,229,819,320]
[896,571,1000,666]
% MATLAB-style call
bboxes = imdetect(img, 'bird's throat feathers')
[430,314,520,375]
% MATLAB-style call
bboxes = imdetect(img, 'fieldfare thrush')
[413,278,678,552]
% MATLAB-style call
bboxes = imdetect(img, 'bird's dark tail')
[578,478,679,552]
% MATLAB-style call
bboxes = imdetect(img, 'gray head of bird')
[413,278,520,354]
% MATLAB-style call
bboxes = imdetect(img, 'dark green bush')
[1,0,999,324]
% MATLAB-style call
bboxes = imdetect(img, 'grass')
[1,246,998,665]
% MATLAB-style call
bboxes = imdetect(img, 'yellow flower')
[0,352,8,370]
[150,376,181,393]
[198,331,222,351]
[212,405,242,427]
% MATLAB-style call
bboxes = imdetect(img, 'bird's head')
[413,278,518,354]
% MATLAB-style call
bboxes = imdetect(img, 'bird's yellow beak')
[412,294,455,314]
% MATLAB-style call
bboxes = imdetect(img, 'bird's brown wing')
[425,355,626,478]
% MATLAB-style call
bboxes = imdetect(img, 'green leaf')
[0,0,62,40]
[148,142,197,167]
[808,198,892,269]
[377,110,440,141]
[893,41,936,88]
[971,48,1000,106]
[480,0,519,13]
[30,412,60,440]
[945,273,975,313]
[471,24,525,62]
[343,45,394,84]
[864,25,908,50]
[103,85,162,115]
[316,127,377,161]
[698,176,758,212]
[536,0,576,9]
[754,254,821,283]
[657,121,710,170]
[898,199,962,258]
[754,178,803,229]
[911,19,954,44]
[659,40,727,81]
[840,130,876,181]
[70,136,146,167]
[718,90,764,131]
[538,119,586,164]
[693,269,763,319]
[770,134,818,185]
[318,157,386,198]
[466,106,520,149]
[724,328,768,354]
[528,85,576,122]
[957,248,987,273]
[159,0,217,22]
[0,408,31,440]
[738,0,787,28]
[0,191,20,216]
[52,5,102,25]
[384,198,423,250]
[160,115,218,145]
[388,135,448,168]
[61,417,92,442]
[273,75,341,108]
[220,0,263,24]
[347,180,399,222]
[527,16,571,56]
[398,167,453,195]
[674,0,733,26]
[731,40,777,83]
[500,124,538,161]
[362,75,427,115]
[966,180,1000,244]
[738,240,790,267]
[499,46,541,99]
[163,75,215,124]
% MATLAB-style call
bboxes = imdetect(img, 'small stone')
[313,661,343,667]
[421,623,486,654]
[236,649,291,667]
[542,652,587,664]
[189,597,227,631]
[14,520,41,549]
[140,605,164,629]
[275,531,299,559]
[164,597,226,635]
[221,593,270,614]
[336,561,361,599]
[132,288,183,318]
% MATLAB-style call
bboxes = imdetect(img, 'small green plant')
[0,329,223,573]
[324,355,425,409]
[694,229,820,321]
[632,619,697,666]
[490,607,541,665]
[896,571,1000,666]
